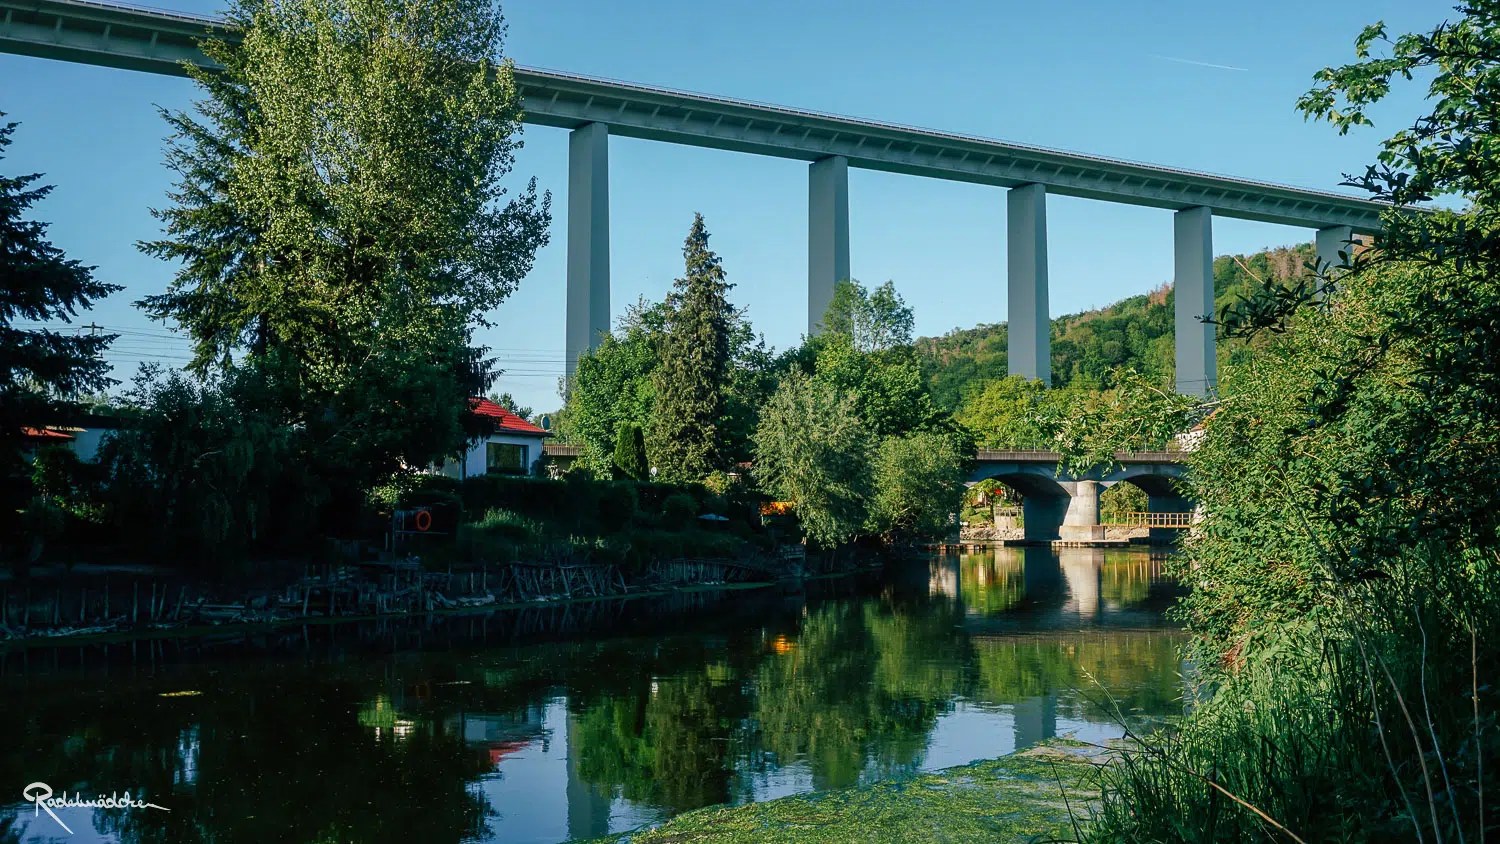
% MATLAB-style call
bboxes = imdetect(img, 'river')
[0,547,1185,843]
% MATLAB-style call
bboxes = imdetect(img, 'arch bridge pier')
[971,450,1190,543]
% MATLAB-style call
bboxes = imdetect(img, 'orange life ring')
[414,509,433,532]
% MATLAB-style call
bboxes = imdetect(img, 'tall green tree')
[0,116,119,483]
[140,0,550,481]
[953,375,1052,449]
[867,430,967,541]
[556,300,662,476]
[753,369,872,548]
[1086,9,1500,841]
[650,214,735,482]
[487,391,532,420]
[822,279,914,353]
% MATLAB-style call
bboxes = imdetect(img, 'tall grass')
[1085,547,1497,843]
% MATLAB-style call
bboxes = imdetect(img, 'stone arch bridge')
[970,449,1190,543]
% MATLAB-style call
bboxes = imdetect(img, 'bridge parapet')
[973,448,1188,464]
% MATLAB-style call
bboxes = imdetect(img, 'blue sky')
[1,0,1450,413]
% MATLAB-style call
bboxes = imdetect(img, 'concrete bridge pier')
[1316,224,1354,298]
[1059,480,1104,542]
[1174,206,1216,397]
[1007,183,1050,384]
[566,122,611,376]
[808,155,851,334]
[1016,480,1105,542]
[1021,494,1066,542]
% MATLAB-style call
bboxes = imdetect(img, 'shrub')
[661,493,698,530]
[597,482,639,532]
[613,423,649,481]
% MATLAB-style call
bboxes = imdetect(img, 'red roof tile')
[468,398,548,437]
[21,427,74,441]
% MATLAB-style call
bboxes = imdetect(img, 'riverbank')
[0,564,883,651]
[584,740,1107,843]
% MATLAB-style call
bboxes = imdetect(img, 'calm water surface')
[1,547,1185,843]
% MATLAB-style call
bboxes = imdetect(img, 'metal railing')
[1103,511,1194,529]
[973,446,1187,463]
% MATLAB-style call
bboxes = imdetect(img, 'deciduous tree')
[140,0,550,482]
[753,369,872,548]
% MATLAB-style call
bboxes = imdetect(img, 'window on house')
[486,442,527,474]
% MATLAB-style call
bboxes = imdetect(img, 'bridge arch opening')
[972,472,1074,543]
[1101,471,1194,541]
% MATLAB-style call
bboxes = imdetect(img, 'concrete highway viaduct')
[0,0,1389,395]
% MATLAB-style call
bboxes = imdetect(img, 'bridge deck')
[0,0,1389,230]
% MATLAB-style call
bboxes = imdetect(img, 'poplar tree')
[138,0,550,479]
[650,215,733,482]
[0,116,119,476]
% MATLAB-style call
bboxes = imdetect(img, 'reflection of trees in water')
[1,666,498,844]
[572,667,750,812]
[969,631,1184,720]
[0,571,1182,843]
[750,598,966,790]
[955,552,1026,614]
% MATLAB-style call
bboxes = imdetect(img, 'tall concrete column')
[808,155,850,335]
[1007,183,1050,384]
[1315,225,1354,297]
[1174,206,1216,396]
[566,122,610,376]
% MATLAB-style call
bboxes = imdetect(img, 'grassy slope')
[585,742,1107,844]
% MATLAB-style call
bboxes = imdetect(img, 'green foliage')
[813,337,941,439]
[613,422,649,481]
[561,292,770,479]
[867,430,968,541]
[753,369,872,548]
[952,375,1052,449]
[1098,483,1146,524]
[916,245,1316,408]
[819,279,915,352]
[139,0,550,480]
[661,492,698,531]
[0,115,120,497]
[97,366,323,564]
[650,215,736,482]
[562,320,658,477]
[1044,370,1199,475]
[487,391,532,421]
[1089,10,1500,839]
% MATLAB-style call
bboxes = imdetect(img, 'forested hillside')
[916,242,1316,410]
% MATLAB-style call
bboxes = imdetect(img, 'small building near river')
[437,398,550,479]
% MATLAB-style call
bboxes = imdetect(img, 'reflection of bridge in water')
[928,546,1185,753]
[928,546,1179,631]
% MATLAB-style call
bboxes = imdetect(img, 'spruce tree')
[0,116,120,477]
[613,422,648,480]
[649,214,733,482]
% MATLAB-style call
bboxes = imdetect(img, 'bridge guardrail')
[973,447,1187,463]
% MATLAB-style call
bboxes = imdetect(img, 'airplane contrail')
[1150,54,1250,72]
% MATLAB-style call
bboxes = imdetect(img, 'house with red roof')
[437,397,550,479]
